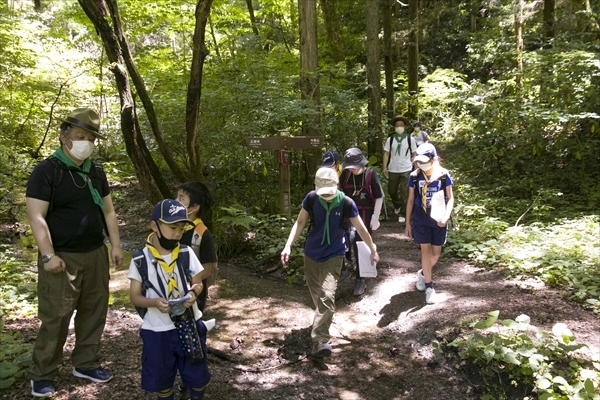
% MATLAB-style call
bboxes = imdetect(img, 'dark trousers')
[29,246,110,381]
[388,171,411,213]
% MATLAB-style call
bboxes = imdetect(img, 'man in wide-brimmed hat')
[383,115,417,224]
[26,108,122,397]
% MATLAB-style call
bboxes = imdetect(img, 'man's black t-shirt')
[26,158,110,252]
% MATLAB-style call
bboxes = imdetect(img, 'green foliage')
[437,311,600,400]
[0,245,37,389]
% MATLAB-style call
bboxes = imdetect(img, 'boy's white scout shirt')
[384,135,417,173]
[128,246,204,332]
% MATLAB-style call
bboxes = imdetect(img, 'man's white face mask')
[395,127,405,134]
[319,192,336,201]
[68,139,95,160]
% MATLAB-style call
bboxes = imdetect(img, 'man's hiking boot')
[311,342,332,358]
[73,367,113,383]
[31,380,55,398]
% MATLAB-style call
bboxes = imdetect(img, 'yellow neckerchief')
[145,233,181,299]
[184,217,202,232]
[420,166,444,212]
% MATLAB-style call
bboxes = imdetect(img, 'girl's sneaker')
[425,287,436,304]
[416,270,425,291]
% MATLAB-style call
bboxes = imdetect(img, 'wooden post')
[245,136,322,218]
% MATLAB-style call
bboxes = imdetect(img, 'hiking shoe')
[398,216,406,223]
[73,367,113,383]
[31,380,55,398]
[339,269,351,283]
[353,278,366,296]
[416,270,425,291]
[426,287,436,304]
[311,342,332,358]
[394,207,401,214]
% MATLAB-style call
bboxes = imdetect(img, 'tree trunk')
[319,0,345,63]
[383,0,395,125]
[407,0,419,121]
[471,0,478,32]
[186,0,214,178]
[543,0,555,44]
[77,0,169,204]
[246,0,259,36]
[365,0,381,161]
[514,0,524,101]
[105,0,188,183]
[298,0,320,138]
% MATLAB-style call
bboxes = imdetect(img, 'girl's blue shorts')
[411,209,448,246]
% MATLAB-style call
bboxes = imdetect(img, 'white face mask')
[395,127,405,134]
[68,139,95,160]
[414,127,420,132]
[319,193,336,201]
[418,161,433,171]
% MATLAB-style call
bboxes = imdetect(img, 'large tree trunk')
[407,0,419,121]
[78,0,168,204]
[298,0,320,138]
[319,0,345,63]
[382,0,395,125]
[186,0,214,178]
[543,0,555,44]
[105,0,188,183]
[365,0,381,161]
[514,0,524,101]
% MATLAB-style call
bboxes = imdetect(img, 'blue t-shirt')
[301,192,359,263]
[408,170,453,210]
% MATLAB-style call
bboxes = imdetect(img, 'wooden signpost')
[245,136,322,218]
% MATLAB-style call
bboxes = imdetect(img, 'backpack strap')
[306,191,317,232]
[48,157,65,213]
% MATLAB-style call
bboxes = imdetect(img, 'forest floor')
[3,187,600,400]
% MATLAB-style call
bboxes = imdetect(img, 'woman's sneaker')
[31,380,55,398]
[416,270,425,291]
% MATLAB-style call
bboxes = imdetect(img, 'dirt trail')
[5,218,599,399]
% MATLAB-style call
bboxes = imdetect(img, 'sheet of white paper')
[356,241,377,278]
[429,190,446,223]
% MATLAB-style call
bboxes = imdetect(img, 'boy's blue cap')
[151,199,194,225]
[321,150,339,167]
[413,143,437,163]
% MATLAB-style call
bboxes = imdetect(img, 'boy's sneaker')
[416,270,425,291]
[31,380,55,398]
[425,287,436,304]
[353,278,366,296]
[73,367,113,383]
[398,216,406,223]
[311,342,332,358]
[394,207,401,215]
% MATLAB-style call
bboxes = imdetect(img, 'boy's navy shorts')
[411,209,448,246]
[139,320,210,393]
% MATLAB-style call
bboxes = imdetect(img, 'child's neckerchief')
[420,168,444,212]
[393,133,408,156]
[51,148,104,210]
[317,191,344,245]
[184,217,202,232]
[145,233,182,299]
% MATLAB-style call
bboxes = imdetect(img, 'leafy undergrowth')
[435,311,600,400]
[0,244,37,389]
[446,216,600,313]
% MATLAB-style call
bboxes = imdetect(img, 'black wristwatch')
[41,253,56,263]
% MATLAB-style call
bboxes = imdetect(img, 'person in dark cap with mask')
[321,150,342,176]
[26,108,122,397]
[383,115,417,224]
[412,121,431,146]
[339,148,384,296]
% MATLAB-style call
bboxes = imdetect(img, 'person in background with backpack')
[128,199,212,400]
[25,108,122,397]
[321,150,342,176]
[382,115,417,224]
[405,143,454,304]
[280,167,379,359]
[339,148,384,296]
[177,182,217,313]
[412,121,431,146]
